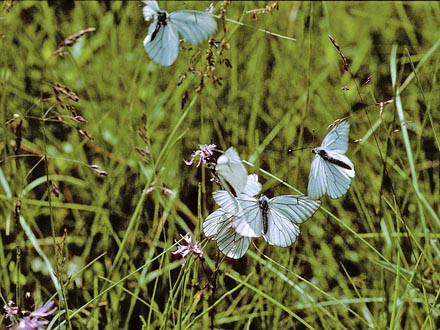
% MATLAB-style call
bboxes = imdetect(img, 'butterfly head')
[157,11,168,24]
[311,147,322,155]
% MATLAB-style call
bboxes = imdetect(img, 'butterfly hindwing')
[322,153,354,199]
[204,209,251,259]
[143,19,179,67]
[264,209,300,247]
[308,156,327,200]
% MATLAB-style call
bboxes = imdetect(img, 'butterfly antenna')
[287,146,310,154]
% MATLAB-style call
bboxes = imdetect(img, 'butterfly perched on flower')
[142,1,217,66]
[307,120,355,199]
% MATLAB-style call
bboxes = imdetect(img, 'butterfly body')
[312,147,353,171]
[259,195,270,234]
[151,11,168,42]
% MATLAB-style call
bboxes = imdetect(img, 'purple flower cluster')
[184,144,216,167]
[4,300,57,330]
[172,233,204,263]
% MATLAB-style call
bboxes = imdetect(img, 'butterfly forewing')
[269,195,321,224]
[143,1,160,19]
[321,121,350,153]
[170,10,217,44]
[212,190,241,215]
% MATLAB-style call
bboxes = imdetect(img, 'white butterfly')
[142,1,217,66]
[211,147,250,196]
[204,174,260,259]
[307,120,355,200]
[213,174,321,247]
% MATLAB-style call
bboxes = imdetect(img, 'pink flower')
[172,233,204,261]
[4,300,57,330]
[184,144,216,167]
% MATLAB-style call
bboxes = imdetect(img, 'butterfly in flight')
[307,120,355,200]
[142,1,217,66]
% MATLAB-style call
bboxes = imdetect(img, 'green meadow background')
[1,1,439,329]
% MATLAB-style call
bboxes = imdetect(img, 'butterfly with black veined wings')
[142,1,217,66]
[213,174,321,247]
[307,120,355,200]
[204,174,261,258]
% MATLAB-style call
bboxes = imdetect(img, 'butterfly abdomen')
[259,196,270,234]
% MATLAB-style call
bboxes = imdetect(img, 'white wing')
[212,173,262,238]
[169,10,217,44]
[307,155,327,200]
[212,174,261,212]
[243,173,262,197]
[204,209,251,259]
[215,147,248,195]
[321,121,350,153]
[263,210,300,247]
[143,16,179,66]
[307,120,355,199]
[263,195,320,247]
[233,193,262,238]
[212,190,241,215]
[142,1,160,20]
[269,195,321,224]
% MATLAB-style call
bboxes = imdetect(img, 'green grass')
[1,1,439,329]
